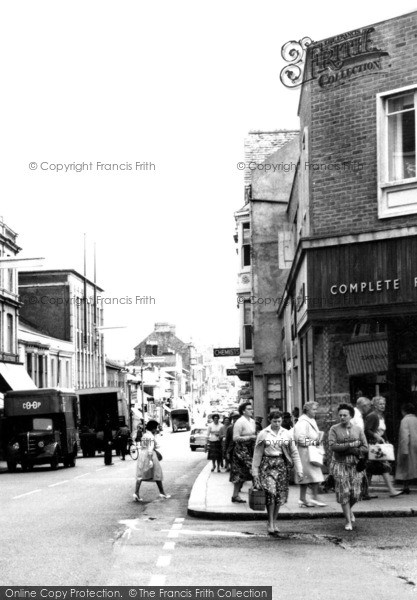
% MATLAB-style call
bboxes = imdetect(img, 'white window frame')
[377,84,417,218]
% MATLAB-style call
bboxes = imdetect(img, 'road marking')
[167,530,179,538]
[156,556,171,568]
[149,575,166,585]
[174,518,184,523]
[163,529,256,538]
[74,473,90,479]
[13,489,42,499]
[96,467,107,471]
[163,542,176,551]
[171,523,183,530]
[48,480,69,487]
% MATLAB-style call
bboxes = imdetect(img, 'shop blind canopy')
[344,339,388,376]
[0,363,37,391]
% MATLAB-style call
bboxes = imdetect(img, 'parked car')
[189,427,208,451]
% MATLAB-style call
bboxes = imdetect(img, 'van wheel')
[50,453,60,470]
[7,461,17,472]
[21,461,29,472]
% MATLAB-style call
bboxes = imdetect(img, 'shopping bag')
[248,486,266,511]
[368,443,394,462]
[308,443,325,467]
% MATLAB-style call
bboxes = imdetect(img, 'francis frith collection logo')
[280,27,388,89]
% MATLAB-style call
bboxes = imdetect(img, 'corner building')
[279,11,417,442]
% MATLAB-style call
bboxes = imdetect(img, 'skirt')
[259,456,289,507]
[366,460,391,476]
[330,459,364,505]
[207,440,222,461]
[229,440,255,484]
[136,449,163,481]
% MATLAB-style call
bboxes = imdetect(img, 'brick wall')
[300,11,417,236]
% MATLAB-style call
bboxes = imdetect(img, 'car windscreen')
[33,418,53,431]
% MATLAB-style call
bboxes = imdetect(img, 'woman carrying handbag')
[252,410,303,535]
[293,402,327,507]
[329,404,368,530]
[365,396,402,497]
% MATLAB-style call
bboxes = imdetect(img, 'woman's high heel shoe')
[298,501,315,508]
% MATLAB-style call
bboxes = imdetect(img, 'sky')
[2,0,417,362]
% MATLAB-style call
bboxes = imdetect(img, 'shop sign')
[308,238,417,311]
[213,347,240,357]
[344,339,388,375]
[226,369,239,376]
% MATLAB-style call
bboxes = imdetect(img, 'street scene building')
[4,7,417,595]
[278,11,417,442]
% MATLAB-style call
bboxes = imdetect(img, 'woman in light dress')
[293,401,327,507]
[133,420,171,501]
[396,403,417,494]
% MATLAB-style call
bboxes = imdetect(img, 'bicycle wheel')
[129,443,139,460]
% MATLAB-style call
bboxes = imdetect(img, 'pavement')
[187,462,417,520]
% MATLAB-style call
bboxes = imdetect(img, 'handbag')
[248,486,266,511]
[281,442,294,468]
[355,456,368,472]
[155,450,163,461]
[368,443,394,462]
[308,443,325,467]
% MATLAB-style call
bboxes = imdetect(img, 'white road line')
[96,467,107,471]
[171,523,183,530]
[156,556,171,568]
[48,480,69,487]
[163,542,176,551]
[163,529,256,538]
[149,575,166,585]
[13,489,42,499]
[167,530,179,538]
[174,518,184,523]
[74,473,90,479]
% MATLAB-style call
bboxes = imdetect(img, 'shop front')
[300,235,417,443]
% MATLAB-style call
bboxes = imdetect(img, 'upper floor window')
[242,222,251,267]
[377,86,417,218]
[243,300,253,351]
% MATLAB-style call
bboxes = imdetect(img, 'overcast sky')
[2,1,417,361]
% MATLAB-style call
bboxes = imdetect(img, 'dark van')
[171,408,190,432]
[4,388,79,472]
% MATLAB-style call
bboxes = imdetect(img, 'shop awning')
[344,339,388,375]
[0,362,37,390]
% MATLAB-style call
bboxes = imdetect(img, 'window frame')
[377,84,417,218]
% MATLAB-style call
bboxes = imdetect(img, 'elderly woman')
[230,401,257,503]
[253,410,303,535]
[329,403,368,530]
[133,420,171,501]
[206,414,223,472]
[396,403,417,494]
[293,401,326,507]
[365,396,402,497]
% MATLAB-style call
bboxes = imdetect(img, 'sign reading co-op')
[306,237,417,314]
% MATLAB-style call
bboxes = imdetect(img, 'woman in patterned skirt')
[230,402,257,502]
[253,410,303,535]
[328,404,368,531]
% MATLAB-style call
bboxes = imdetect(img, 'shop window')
[377,86,417,218]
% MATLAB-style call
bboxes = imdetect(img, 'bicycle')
[128,437,139,460]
